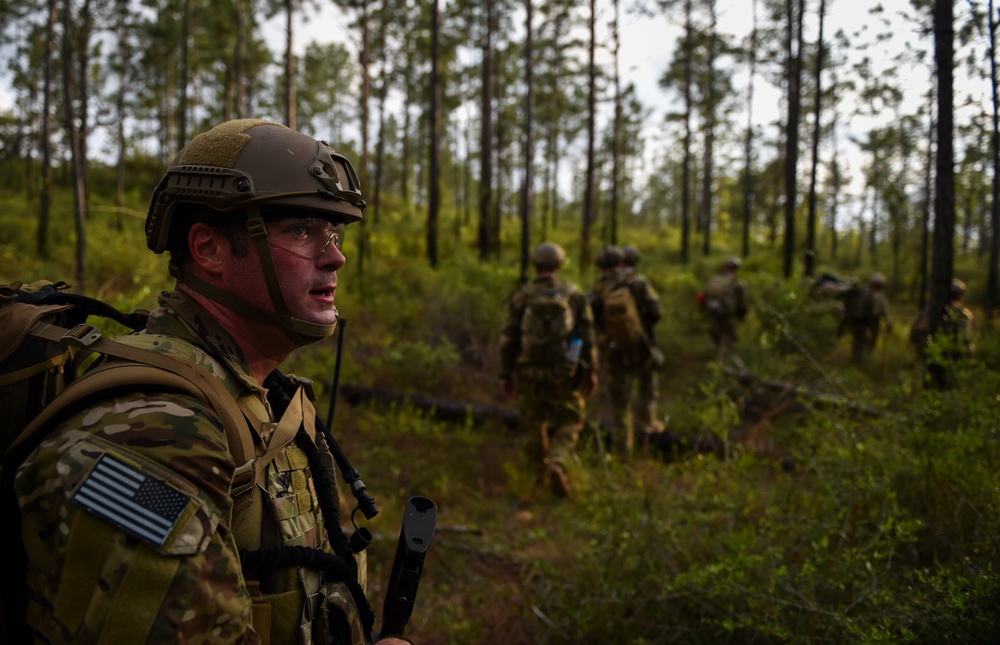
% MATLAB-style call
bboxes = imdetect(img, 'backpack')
[703,274,737,317]
[842,285,875,322]
[603,280,645,348]
[520,284,576,369]
[0,280,257,642]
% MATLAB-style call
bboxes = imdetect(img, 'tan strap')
[11,322,255,468]
[252,386,308,489]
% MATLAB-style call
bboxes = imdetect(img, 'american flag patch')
[72,454,190,547]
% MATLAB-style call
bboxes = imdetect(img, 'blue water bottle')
[565,337,583,364]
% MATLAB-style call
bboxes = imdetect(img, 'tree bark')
[427,0,442,268]
[62,0,88,289]
[929,0,955,346]
[783,0,804,279]
[989,0,1000,319]
[581,0,597,269]
[37,0,57,258]
[804,0,826,277]
[479,0,495,261]
[519,0,535,282]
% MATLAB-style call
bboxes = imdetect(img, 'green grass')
[4,185,999,644]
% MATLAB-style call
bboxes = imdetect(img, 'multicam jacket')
[15,289,368,645]
[590,269,663,339]
[499,274,597,383]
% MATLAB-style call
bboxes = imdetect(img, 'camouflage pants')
[515,373,585,474]
[606,349,658,458]
[708,316,740,363]
[849,321,879,364]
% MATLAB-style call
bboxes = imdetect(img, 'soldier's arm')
[16,392,259,644]
[498,290,526,381]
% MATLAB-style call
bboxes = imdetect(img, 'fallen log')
[339,383,520,428]
[724,367,885,418]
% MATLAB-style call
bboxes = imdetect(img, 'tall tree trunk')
[372,0,390,224]
[37,0,57,257]
[919,92,934,310]
[804,0,826,277]
[178,0,190,148]
[519,0,535,281]
[478,0,495,261]
[427,0,441,267]
[783,0,804,278]
[609,0,622,246]
[989,0,1000,319]
[680,0,693,264]
[700,0,718,257]
[62,0,88,289]
[114,0,131,229]
[284,0,296,128]
[741,0,758,259]
[581,0,597,269]
[78,0,92,191]
[358,0,370,274]
[235,0,246,117]
[929,0,955,345]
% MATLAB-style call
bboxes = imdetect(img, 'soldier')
[591,245,664,457]
[13,120,412,644]
[846,273,892,365]
[499,242,598,497]
[911,278,974,389]
[701,257,749,364]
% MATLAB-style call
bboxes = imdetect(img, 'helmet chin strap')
[170,206,337,344]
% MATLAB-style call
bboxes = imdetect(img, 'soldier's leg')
[634,359,659,434]
[608,353,634,457]
[546,390,585,497]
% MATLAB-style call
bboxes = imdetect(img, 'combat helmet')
[951,278,967,298]
[596,245,624,269]
[621,245,640,267]
[531,242,566,272]
[146,119,366,342]
[723,257,741,271]
[869,273,886,289]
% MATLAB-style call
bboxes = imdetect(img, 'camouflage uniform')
[912,298,974,389]
[499,275,597,482]
[848,287,891,364]
[703,272,748,363]
[589,270,663,456]
[15,290,368,645]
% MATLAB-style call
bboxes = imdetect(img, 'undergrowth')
[3,187,999,644]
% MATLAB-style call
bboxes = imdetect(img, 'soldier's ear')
[187,223,228,277]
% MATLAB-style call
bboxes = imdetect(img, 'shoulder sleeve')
[15,390,257,644]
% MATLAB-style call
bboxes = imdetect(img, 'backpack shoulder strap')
[7,322,255,468]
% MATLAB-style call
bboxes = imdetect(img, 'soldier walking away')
[591,245,664,458]
[910,278,974,389]
[10,120,412,645]
[500,242,598,498]
[700,257,748,365]
[845,273,892,365]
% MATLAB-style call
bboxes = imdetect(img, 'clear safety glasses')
[267,217,345,259]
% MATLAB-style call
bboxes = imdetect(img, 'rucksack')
[703,274,737,317]
[603,280,645,348]
[520,284,576,368]
[0,280,258,642]
[842,284,875,322]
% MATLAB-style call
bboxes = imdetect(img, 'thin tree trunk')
[62,0,87,289]
[427,0,441,267]
[741,0,757,259]
[285,0,296,128]
[582,0,597,269]
[680,0,693,264]
[478,0,495,261]
[37,0,57,257]
[701,0,718,257]
[519,0,535,281]
[919,93,934,309]
[805,0,826,277]
[610,0,622,246]
[235,0,245,117]
[783,0,804,278]
[929,0,954,344]
[989,0,1000,318]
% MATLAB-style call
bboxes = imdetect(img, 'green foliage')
[4,188,999,645]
